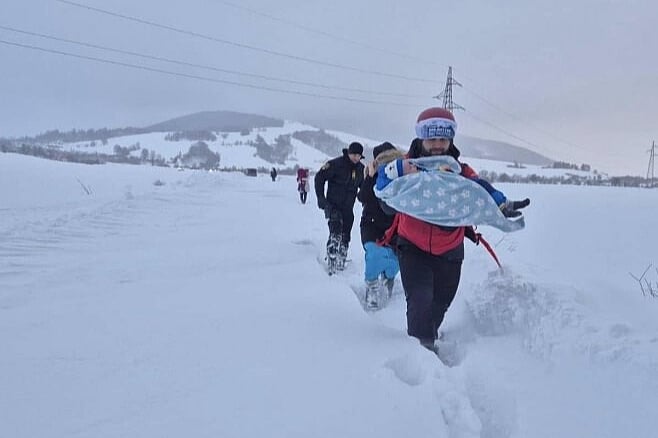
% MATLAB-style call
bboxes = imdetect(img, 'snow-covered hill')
[57,118,601,180]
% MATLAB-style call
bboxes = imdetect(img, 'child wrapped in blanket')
[376,156,530,218]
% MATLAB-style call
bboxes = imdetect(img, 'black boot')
[419,338,438,355]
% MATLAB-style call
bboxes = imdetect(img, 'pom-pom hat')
[415,107,457,140]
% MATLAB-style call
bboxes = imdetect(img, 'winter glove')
[317,198,327,211]
[500,198,531,218]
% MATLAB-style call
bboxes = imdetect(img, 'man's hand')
[365,161,377,178]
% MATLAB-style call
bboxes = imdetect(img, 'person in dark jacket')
[270,167,278,182]
[315,142,365,271]
[357,142,403,309]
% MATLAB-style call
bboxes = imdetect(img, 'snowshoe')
[326,254,338,276]
[364,279,380,310]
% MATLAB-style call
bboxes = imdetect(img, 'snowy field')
[1,153,658,438]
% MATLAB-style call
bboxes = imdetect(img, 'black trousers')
[398,243,462,342]
[325,205,354,246]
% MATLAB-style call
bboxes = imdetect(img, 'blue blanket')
[374,156,524,232]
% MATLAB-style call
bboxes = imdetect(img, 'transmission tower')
[647,141,656,187]
[434,66,464,112]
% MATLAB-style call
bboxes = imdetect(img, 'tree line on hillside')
[291,130,346,157]
[3,141,654,187]
[1,127,150,145]
[478,169,654,188]
[164,131,218,142]
[251,134,292,164]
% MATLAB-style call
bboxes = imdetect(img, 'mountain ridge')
[2,109,555,167]
[145,110,555,166]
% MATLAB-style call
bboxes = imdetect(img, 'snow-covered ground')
[2,152,657,437]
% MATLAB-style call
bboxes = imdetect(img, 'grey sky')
[1,0,657,175]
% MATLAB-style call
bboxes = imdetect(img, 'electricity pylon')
[434,66,464,112]
[647,141,656,187]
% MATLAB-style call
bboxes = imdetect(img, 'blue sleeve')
[471,177,507,206]
[375,165,394,191]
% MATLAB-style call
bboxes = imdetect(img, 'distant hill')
[453,135,554,166]
[144,111,556,166]
[3,109,558,169]
[146,110,284,133]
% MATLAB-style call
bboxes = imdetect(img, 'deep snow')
[2,153,658,438]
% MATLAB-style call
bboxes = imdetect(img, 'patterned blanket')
[374,156,524,233]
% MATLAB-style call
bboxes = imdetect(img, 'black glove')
[464,226,481,245]
[317,198,327,211]
[500,198,530,218]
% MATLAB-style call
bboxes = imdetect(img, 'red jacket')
[380,161,478,256]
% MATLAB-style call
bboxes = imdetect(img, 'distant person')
[296,167,310,204]
[357,142,403,309]
[377,107,530,353]
[270,167,278,182]
[314,142,365,273]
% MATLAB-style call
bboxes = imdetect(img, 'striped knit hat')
[415,107,457,140]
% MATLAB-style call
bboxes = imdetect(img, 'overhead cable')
[212,0,451,66]
[55,0,439,84]
[0,25,425,99]
[0,38,421,107]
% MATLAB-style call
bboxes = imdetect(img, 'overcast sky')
[2,0,657,175]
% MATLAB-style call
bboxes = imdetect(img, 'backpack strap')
[465,226,503,271]
[377,213,400,247]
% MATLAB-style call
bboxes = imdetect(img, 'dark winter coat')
[358,172,395,245]
[314,149,364,211]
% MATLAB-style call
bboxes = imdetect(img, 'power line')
[212,0,449,66]
[211,0,595,156]
[0,24,425,99]
[0,38,422,108]
[459,110,549,152]
[461,86,589,152]
[55,0,440,84]
[435,67,591,157]
[53,0,581,156]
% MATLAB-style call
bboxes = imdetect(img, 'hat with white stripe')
[415,107,457,140]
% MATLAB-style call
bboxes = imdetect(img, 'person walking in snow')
[357,142,403,309]
[378,107,529,353]
[314,142,365,272]
[296,167,310,204]
[270,167,278,182]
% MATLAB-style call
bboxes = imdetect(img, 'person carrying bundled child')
[375,107,530,353]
